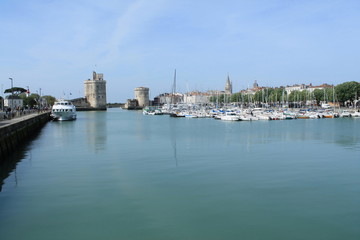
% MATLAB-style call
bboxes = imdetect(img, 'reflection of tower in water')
[86,112,107,152]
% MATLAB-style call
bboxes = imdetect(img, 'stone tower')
[134,87,149,108]
[84,71,107,110]
[225,75,232,95]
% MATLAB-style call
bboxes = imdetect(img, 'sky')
[1,0,360,103]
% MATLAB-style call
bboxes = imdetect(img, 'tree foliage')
[19,93,39,108]
[42,95,56,106]
[18,93,56,108]
[335,81,360,105]
[4,87,27,95]
[210,82,360,107]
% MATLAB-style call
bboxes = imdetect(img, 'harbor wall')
[0,112,50,161]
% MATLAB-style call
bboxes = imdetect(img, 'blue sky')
[1,0,360,102]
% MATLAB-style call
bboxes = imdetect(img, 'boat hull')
[51,112,77,121]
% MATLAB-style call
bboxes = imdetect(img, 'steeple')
[225,75,232,94]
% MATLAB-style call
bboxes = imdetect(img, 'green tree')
[4,87,27,95]
[19,93,40,108]
[335,81,360,106]
[230,92,242,103]
[254,90,263,104]
[268,87,284,104]
[313,89,324,105]
[210,94,225,104]
[42,95,56,106]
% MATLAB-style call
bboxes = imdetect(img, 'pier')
[0,111,50,161]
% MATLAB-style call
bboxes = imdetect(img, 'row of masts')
[168,71,342,110]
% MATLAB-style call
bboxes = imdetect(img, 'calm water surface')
[1,109,359,240]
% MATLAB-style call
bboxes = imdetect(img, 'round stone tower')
[134,87,149,108]
[84,71,107,110]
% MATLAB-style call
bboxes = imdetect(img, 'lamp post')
[39,88,42,109]
[8,78,14,110]
[9,78,13,95]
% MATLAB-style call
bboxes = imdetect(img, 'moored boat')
[352,111,360,118]
[51,100,77,121]
[220,112,240,121]
[340,110,351,118]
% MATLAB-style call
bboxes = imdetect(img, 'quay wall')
[0,112,50,161]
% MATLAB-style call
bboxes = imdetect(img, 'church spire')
[225,74,232,94]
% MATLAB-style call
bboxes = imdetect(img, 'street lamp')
[39,88,42,109]
[9,78,13,95]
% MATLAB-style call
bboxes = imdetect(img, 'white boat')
[143,107,163,115]
[184,112,198,118]
[239,114,252,121]
[352,111,360,118]
[51,100,77,121]
[340,110,351,117]
[220,112,240,121]
[321,103,331,109]
[256,114,270,120]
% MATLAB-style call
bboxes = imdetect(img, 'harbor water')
[0,109,359,240]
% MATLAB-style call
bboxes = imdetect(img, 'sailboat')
[323,86,339,118]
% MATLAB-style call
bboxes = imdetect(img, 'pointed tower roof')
[225,75,232,94]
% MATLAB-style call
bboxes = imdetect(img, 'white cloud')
[99,0,168,64]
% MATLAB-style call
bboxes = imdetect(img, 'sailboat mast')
[170,69,177,105]
[173,69,176,104]
[173,69,176,95]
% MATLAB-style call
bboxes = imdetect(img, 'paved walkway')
[0,112,50,128]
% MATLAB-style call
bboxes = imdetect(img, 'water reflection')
[0,131,39,192]
[221,118,360,151]
[50,120,75,149]
[86,111,107,153]
[165,117,360,159]
[169,117,179,166]
[135,111,150,141]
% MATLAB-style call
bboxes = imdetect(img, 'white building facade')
[183,92,211,104]
[4,96,23,109]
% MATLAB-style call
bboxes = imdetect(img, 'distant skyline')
[1,0,360,102]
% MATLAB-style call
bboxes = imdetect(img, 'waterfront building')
[4,95,23,109]
[284,83,333,94]
[183,91,211,104]
[207,90,224,95]
[307,83,333,93]
[124,99,138,110]
[157,93,184,105]
[285,84,308,94]
[84,71,107,110]
[242,80,266,95]
[134,87,149,108]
